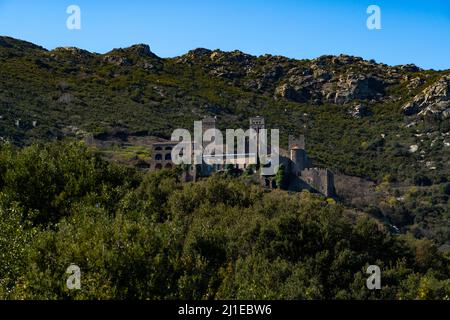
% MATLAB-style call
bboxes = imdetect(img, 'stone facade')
[150,141,177,170]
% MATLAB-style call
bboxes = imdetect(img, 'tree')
[275,164,287,189]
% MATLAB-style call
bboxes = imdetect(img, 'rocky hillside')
[403,74,450,119]
[0,36,449,178]
[1,36,450,245]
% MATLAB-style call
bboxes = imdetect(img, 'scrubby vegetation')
[0,141,448,299]
[0,37,449,299]
[1,37,450,246]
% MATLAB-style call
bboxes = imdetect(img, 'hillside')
[0,36,449,246]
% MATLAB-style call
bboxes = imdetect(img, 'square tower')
[249,116,265,133]
[202,117,216,134]
[288,135,305,150]
[289,135,308,174]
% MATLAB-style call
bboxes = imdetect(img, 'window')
[155,154,162,161]
[165,153,172,161]
[262,160,271,168]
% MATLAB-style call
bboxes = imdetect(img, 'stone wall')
[300,168,335,197]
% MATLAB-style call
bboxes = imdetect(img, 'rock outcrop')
[102,44,160,67]
[274,71,387,105]
[402,75,450,119]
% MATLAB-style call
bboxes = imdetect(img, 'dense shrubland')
[0,141,448,299]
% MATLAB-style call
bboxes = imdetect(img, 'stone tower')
[288,135,305,150]
[202,117,216,134]
[201,116,217,146]
[249,116,265,133]
[249,116,266,156]
[201,117,218,175]
[289,135,308,174]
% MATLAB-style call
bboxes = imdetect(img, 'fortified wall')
[300,168,335,197]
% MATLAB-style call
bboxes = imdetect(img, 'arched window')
[155,163,162,170]
[155,154,162,161]
[262,160,271,168]
[165,153,172,161]
[165,163,172,169]
[155,147,163,151]
[165,146,173,151]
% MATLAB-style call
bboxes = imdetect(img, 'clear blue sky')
[0,0,449,69]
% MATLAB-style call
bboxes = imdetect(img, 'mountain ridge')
[2,35,436,70]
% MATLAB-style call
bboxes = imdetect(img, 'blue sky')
[0,0,449,69]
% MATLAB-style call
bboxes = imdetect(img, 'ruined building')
[149,116,335,197]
